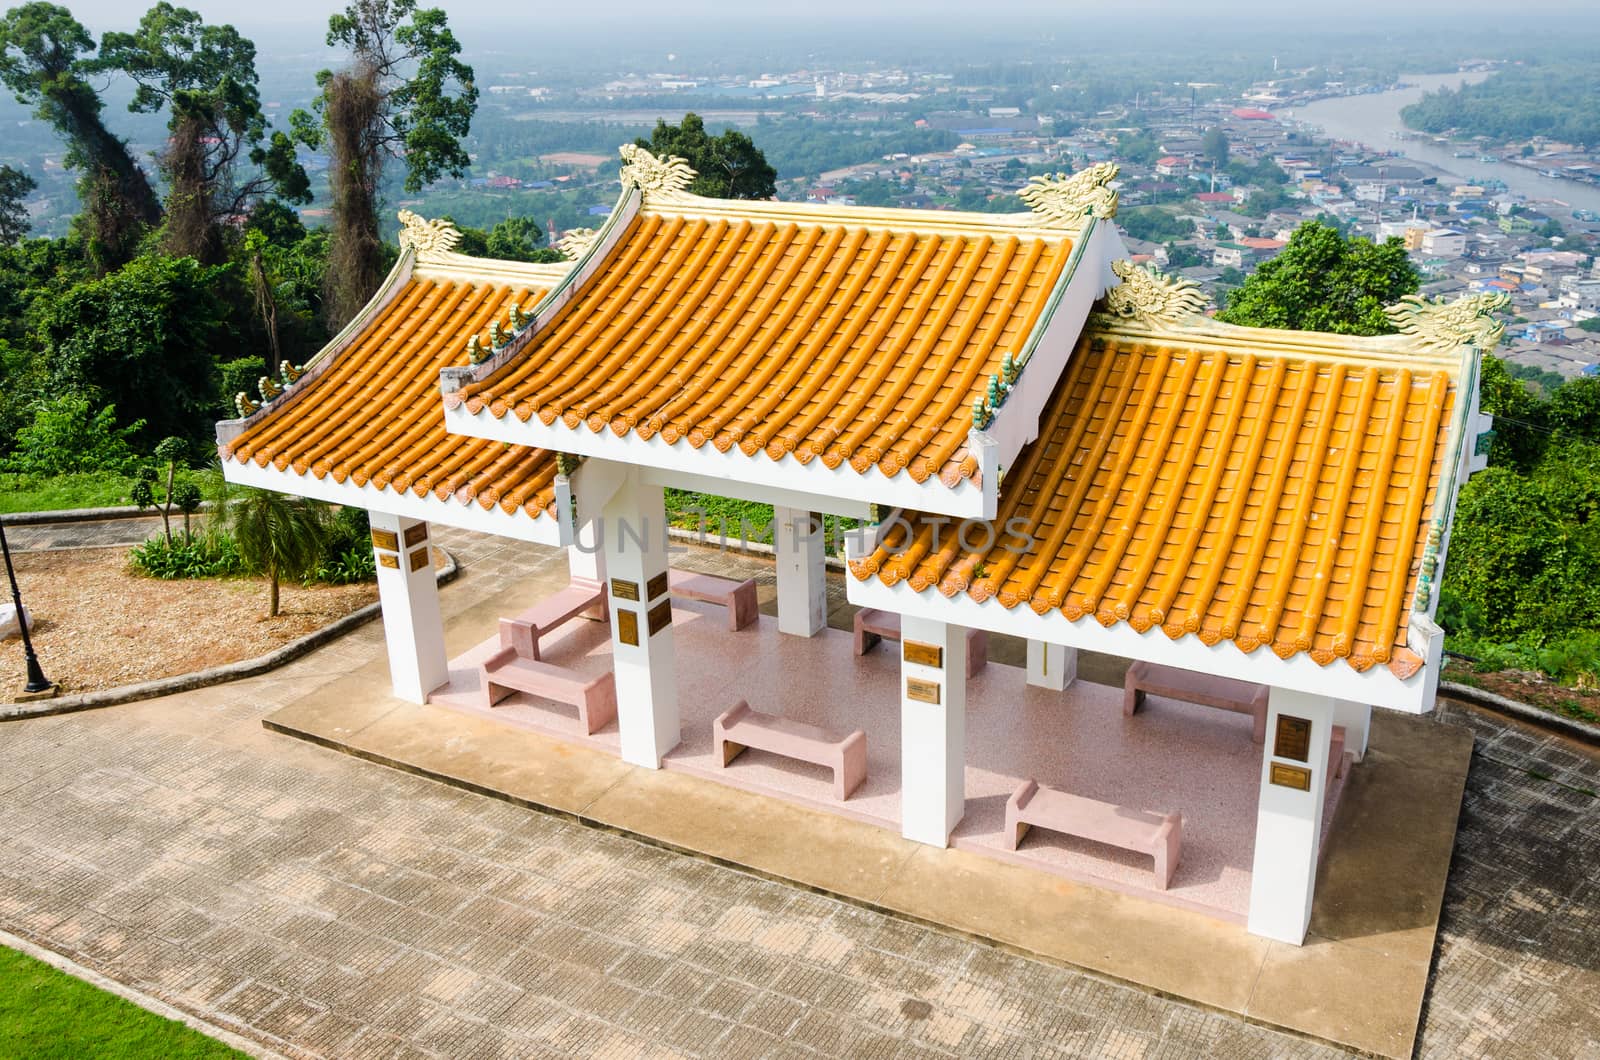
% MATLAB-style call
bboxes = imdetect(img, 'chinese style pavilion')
[219,148,1503,944]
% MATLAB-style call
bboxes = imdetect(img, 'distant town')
[9,49,1599,384]
[444,58,1600,385]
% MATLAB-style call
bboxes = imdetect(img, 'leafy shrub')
[323,505,371,556]
[1447,629,1600,688]
[128,530,245,580]
[314,546,376,584]
[218,355,266,416]
[1,393,144,476]
[312,507,377,583]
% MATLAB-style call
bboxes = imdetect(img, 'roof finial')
[396,210,462,263]
[1384,292,1512,352]
[1096,259,1209,327]
[1018,162,1120,230]
[617,144,697,200]
[557,227,599,260]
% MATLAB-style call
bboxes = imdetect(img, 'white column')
[774,505,827,637]
[567,515,607,584]
[602,470,679,768]
[1247,686,1336,945]
[1332,700,1373,762]
[1025,640,1077,691]
[368,511,446,704]
[900,615,967,847]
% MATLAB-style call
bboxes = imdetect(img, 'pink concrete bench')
[479,651,617,735]
[714,700,867,802]
[852,607,988,678]
[498,578,607,661]
[1123,660,1269,744]
[1005,778,1183,890]
[669,569,758,631]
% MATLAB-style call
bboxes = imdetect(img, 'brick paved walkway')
[4,513,175,551]
[0,527,1595,1058]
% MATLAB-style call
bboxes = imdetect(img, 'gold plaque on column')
[403,524,428,547]
[371,529,399,551]
[1274,715,1312,763]
[1269,763,1312,791]
[906,678,941,704]
[377,552,399,569]
[617,608,639,646]
[647,571,669,602]
[408,547,429,572]
[903,641,943,668]
[611,578,640,602]
[648,599,673,636]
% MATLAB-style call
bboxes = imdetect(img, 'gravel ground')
[0,548,378,699]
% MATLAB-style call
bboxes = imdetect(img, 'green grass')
[0,471,135,514]
[0,945,244,1059]
[663,490,862,555]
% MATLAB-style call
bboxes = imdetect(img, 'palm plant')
[210,471,330,617]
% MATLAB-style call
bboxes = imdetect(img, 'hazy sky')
[58,0,1597,34]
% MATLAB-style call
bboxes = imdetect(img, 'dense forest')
[1400,64,1600,146]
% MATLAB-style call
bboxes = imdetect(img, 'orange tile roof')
[850,325,1463,676]
[224,274,563,520]
[444,205,1077,487]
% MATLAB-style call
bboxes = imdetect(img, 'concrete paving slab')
[264,668,1470,1057]
[583,766,918,902]
[1249,933,1428,1058]
[1306,712,1474,965]
[875,843,1273,1013]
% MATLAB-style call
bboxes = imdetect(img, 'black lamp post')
[0,519,52,694]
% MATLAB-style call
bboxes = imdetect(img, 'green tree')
[293,0,477,330]
[1215,221,1419,335]
[213,480,330,617]
[98,3,309,263]
[1201,126,1229,167]
[636,113,777,200]
[1119,206,1193,243]
[448,215,560,263]
[1441,442,1600,641]
[1477,354,1549,471]
[0,163,34,245]
[0,2,162,270]
[485,217,559,262]
[45,254,233,447]
[1546,375,1600,444]
[1,392,141,474]
[130,435,188,544]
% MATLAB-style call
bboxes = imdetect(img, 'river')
[1274,72,1600,215]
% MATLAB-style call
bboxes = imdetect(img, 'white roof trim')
[844,537,1430,713]
[223,458,570,547]
[441,404,989,520]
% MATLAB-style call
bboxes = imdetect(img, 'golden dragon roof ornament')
[1384,292,1512,352]
[1018,162,1120,230]
[557,227,600,260]
[396,210,462,263]
[1096,259,1209,327]
[618,144,697,200]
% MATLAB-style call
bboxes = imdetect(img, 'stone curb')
[1440,679,1600,745]
[0,926,289,1060]
[0,551,457,722]
[1,503,213,526]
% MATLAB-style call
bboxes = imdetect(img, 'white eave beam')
[844,550,1430,714]
[222,458,569,547]
[439,407,986,520]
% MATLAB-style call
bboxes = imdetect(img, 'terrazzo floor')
[428,595,1352,924]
